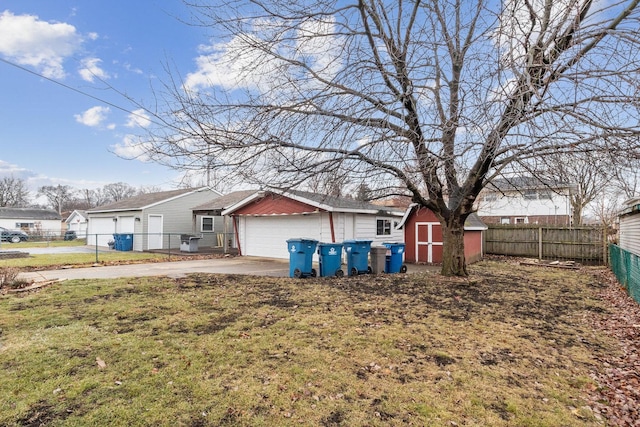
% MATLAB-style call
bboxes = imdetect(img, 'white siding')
[619,213,640,257]
[354,214,404,245]
[140,189,221,250]
[477,189,571,218]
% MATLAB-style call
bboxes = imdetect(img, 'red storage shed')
[399,204,487,264]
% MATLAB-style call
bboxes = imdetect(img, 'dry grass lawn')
[0,260,614,426]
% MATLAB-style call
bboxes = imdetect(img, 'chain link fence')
[609,244,640,304]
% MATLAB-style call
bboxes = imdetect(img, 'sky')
[0,1,212,197]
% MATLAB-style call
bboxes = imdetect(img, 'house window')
[538,190,552,200]
[523,190,537,200]
[377,219,392,236]
[201,216,214,232]
[483,193,497,202]
[515,217,527,224]
[500,217,510,225]
[15,222,34,230]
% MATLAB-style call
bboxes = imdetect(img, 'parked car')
[0,226,29,243]
[64,230,77,241]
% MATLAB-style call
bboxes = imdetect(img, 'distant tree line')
[0,176,163,214]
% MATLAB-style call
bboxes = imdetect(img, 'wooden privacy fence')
[484,225,607,265]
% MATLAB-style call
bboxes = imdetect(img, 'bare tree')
[535,151,613,225]
[102,182,137,202]
[38,185,73,215]
[0,176,30,207]
[140,0,640,276]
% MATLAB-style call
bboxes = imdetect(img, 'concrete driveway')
[15,255,438,283]
[17,256,291,283]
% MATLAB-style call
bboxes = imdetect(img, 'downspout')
[329,212,336,243]
[233,215,242,256]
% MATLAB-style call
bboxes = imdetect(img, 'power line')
[0,56,162,127]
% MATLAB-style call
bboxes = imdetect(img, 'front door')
[416,222,443,263]
[148,215,163,250]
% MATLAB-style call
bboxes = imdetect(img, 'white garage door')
[244,216,320,259]
[87,217,117,247]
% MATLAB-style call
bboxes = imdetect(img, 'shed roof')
[222,189,404,216]
[88,187,221,213]
[397,204,487,230]
[0,207,61,220]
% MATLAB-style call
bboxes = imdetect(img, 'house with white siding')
[221,189,405,259]
[86,187,223,250]
[476,176,575,226]
[618,198,640,257]
[0,207,62,237]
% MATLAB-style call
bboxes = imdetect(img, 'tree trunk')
[440,215,468,277]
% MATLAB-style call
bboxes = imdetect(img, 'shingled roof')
[221,189,405,216]
[88,187,215,213]
[0,207,61,220]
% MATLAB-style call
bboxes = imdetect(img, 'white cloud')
[125,109,152,128]
[0,160,37,181]
[0,10,83,79]
[74,106,111,127]
[184,17,342,95]
[112,134,152,161]
[78,57,109,82]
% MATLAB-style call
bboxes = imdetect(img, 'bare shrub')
[0,267,19,289]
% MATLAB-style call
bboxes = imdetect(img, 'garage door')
[244,216,320,259]
[87,217,117,247]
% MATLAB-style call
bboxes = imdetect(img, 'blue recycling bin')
[113,233,133,251]
[317,243,344,277]
[343,239,372,276]
[113,234,122,250]
[383,242,407,273]
[120,234,133,251]
[286,238,318,278]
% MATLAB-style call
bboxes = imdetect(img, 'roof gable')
[233,193,318,215]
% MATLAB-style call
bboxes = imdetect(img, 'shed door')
[148,215,163,250]
[416,222,443,263]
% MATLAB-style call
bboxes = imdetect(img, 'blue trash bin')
[113,233,133,251]
[120,234,133,251]
[383,242,407,273]
[343,239,372,276]
[286,238,318,278]
[113,234,121,251]
[317,243,344,277]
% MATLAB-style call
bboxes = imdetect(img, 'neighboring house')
[475,177,574,226]
[0,207,62,237]
[65,210,88,238]
[191,190,258,253]
[86,187,223,250]
[221,189,405,259]
[618,198,640,257]
[398,204,487,264]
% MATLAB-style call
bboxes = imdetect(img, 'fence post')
[95,234,99,263]
[538,227,543,261]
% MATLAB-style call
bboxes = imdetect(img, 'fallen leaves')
[585,269,640,426]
